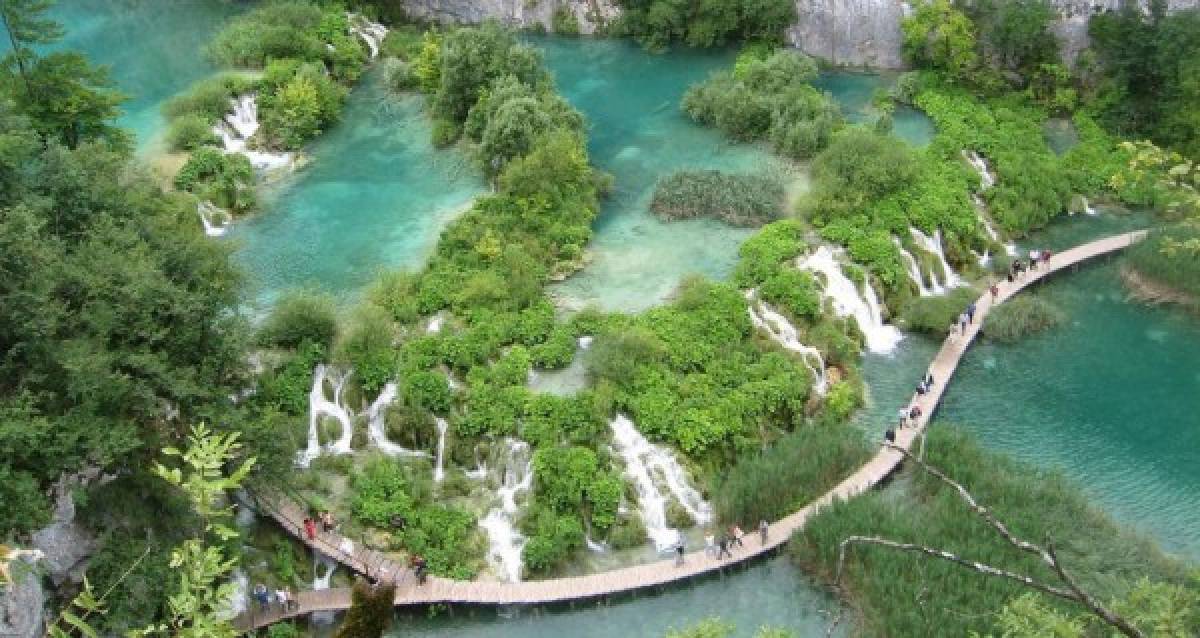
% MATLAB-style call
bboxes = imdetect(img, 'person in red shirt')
[303,517,316,541]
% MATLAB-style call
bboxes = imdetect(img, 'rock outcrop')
[0,559,45,638]
[31,473,101,587]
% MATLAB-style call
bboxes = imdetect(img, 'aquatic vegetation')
[793,427,1196,637]
[983,295,1066,343]
[650,170,786,227]
[257,289,339,350]
[898,286,979,336]
[1125,224,1200,306]
[682,49,841,160]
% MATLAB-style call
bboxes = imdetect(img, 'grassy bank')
[1124,224,1200,310]
[791,426,1194,637]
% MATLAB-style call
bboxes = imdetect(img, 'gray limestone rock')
[0,558,46,638]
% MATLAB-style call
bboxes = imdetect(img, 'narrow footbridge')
[234,230,1147,632]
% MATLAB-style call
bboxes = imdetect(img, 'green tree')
[901,0,978,82]
[334,580,395,638]
[0,0,61,89]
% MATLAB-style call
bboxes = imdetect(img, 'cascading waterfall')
[608,415,713,552]
[197,201,230,237]
[297,365,354,467]
[744,292,828,395]
[211,94,294,172]
[347,13,388,59]
[973,195,1018,258]
[433,417,449,483]
[893,237,936,296]
[909,228,964,290]
[478,439,533,582]
[310,552,339,625]
[963,149,996,189]
[799,247,903,354]
[365,382,428,459]
[578,335,594,350]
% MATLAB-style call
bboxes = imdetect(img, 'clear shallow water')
[230,71,484,307]
[381,557,843,637]
[45,0,241,150]
[811,72,935,147]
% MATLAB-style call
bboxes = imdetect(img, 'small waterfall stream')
[365,382,429,459]
[745,292,828,395]
[963,149,996,189]
[197,201,230,237]
[310,552,339,625]
[433,417,449,483]
[1081,196,1098,215]
[893,237,935,296]
[478,439,533,582]
[909,228,964,290]
[799,247,903,354]
[222,569,248,618]
[608,415,712,552]
[211,94,294,172]
[298,365,354,467]
[348,13,388,59]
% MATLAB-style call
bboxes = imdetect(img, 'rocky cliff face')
[400,0,1198,69]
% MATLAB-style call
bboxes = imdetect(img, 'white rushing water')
[973,195,1018,258]
[479,439,533,582]
[745,292,828,395]
[211,94,294,172]
[608,415,712,552]
[909,228,964,291]
[893,237,937,296]
[365,382,428,459]
[348,13,388,59]
[433,417,449,483]
[197,200,230,237]
[297,365,354,467]
[310,552,339,625]
[799,246,903,354]
[1081,196,1098,215]
[963,149,996,189]
[220,569,248,619]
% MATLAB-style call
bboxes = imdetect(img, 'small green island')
[1,1,1198,637]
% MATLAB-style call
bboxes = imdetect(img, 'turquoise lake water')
[45,0,242,151]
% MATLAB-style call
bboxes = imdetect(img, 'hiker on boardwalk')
[958,312,969,333]
[909,404,922,421]
[675,541,685,566]
[897,407,908,428]
[320,511,336,533]
[916,380,927,396]
[925,373,934,388]
[730,525,745,548]
[966,302,977,323]
[1042,249,1052,265]
[275,587,294,612]
[759,520,768,544]
[1029,249,1040,270]
[704,533,715,558]
[717,535,732,559]
[302,517,316,541]
[990,282,1000,300]
[885,428,896,444]
[253,583,269,611]
[411,554,428,585]
[948,319,958,338]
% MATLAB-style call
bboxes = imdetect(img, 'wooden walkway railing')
[233,230,1147,632]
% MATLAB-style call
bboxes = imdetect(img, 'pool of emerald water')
[44,0,243,152]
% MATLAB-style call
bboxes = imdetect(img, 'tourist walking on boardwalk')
[253,583,269,611]
[925,373,934,388]
[885,428,896,444]
[1042,249,1052,265]
[717,536,732,559]
[759,520,768,544]
[966,302,977,323]
[909,404,922,421]
[730,525,745,548]
[303,517,316,541]
[990,282,999,300]
[675,541,685,566]
[958,312,969,333]
[1029,249,1040,270]
[897,407,908,428]
[275,587,293,612]
[320,511,336,533]
[704,533,715,558]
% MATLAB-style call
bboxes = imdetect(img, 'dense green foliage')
[712,424,870,526]
[899,286,979,336]
[650,170,785,226]
[258,289,339,351]
[792,426,1196,637]
[682,48,841,159]
[983,294,1065,343]
[1089,5,1200,160]
[173,147,257,213]
[1125,223,1200,304]
[613,0,797,50]
[334,580,395,638]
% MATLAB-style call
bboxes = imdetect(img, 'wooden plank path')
[234,230,1147,632]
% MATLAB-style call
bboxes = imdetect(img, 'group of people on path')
[301,511,338,541]
[681,521,769,566]
[1005,249,1053,283]
[888,371,935,444]
[252,583,297,614]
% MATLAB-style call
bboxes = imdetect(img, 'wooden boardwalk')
[233,230,1147,632]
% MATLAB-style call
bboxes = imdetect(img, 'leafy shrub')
[1125,224,1200,302]
[255,341,327,415]
[166,114,218,151]
[650,170,785,227]
[207,1,326,68]
[173,147,257,212]
[258,289,338,350]
[551,6,581,35]
[336,304,396,395]
[163,73,249,122]
[983,294,1065,343]
[365,270,420,324]
[522,394,604,448]
[521,505,584,574]
[430,118,460,148]
[381,57,416,95]
[615,0,797,50]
